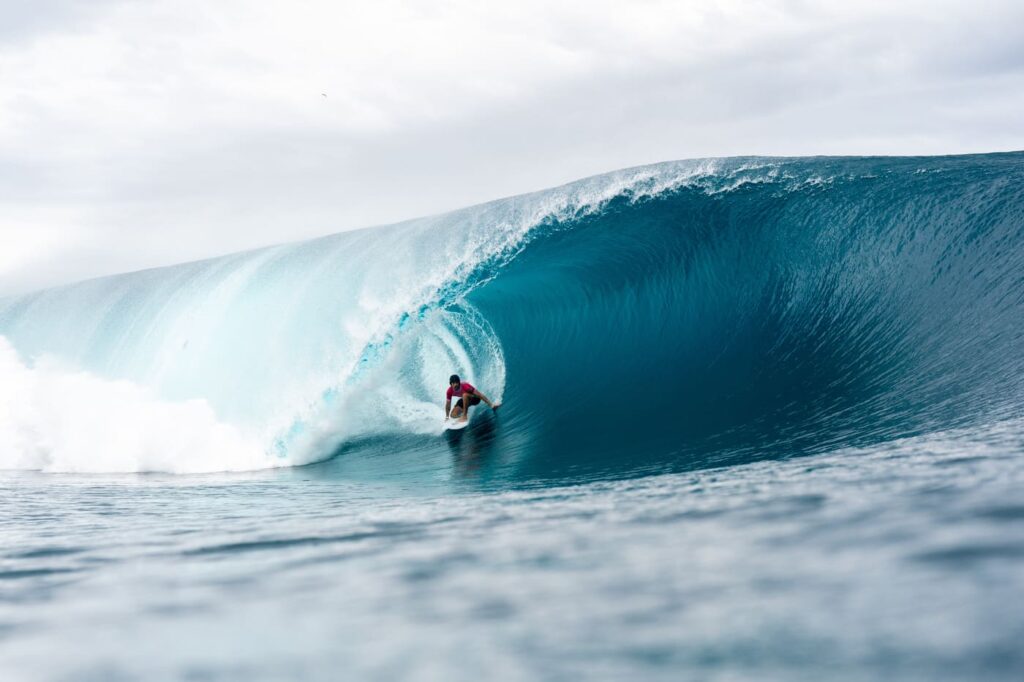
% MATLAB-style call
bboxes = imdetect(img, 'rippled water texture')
[2,423,1024,681]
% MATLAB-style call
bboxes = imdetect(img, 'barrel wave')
[1,152,1022,481]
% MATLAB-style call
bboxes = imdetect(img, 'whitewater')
[1,152,1023,681]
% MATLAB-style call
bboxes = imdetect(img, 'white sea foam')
[0,337,277,473]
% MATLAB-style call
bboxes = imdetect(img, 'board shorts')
[455,395,481,409]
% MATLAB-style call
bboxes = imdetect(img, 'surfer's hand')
[492,403,501,411]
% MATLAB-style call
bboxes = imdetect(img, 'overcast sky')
[1,0,1023,294]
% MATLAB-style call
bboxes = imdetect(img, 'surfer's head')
[449,374,461,387]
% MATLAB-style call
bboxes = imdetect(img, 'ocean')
[1,152,1023,680]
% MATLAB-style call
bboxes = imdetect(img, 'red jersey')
[446,382,476,400]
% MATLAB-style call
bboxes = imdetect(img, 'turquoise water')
[0,153,1023,679]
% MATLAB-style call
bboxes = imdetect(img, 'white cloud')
[1,0,1022,294]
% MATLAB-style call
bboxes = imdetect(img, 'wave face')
[1,153,1023,478]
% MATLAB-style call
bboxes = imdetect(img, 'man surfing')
[445,374,500,423]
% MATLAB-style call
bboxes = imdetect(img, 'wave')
[1,152,1022,479]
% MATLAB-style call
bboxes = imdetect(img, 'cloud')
[0,0,130,45]
[1,0,1023,294]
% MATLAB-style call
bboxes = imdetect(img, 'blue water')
[1,152,1023,679]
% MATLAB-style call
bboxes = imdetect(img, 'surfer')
[445,374,500,422]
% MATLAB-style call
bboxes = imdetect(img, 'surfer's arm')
[472,389,499,409]
[444,398,452,419]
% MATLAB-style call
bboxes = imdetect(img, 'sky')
[1,0,1023,295]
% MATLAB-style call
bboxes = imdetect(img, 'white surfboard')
[444,418,470,431]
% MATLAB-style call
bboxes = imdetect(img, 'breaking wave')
[1,152,1022,479]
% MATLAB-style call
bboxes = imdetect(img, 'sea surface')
[1,152,1023,679]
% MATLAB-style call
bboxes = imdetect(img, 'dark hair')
[449,374,461,384]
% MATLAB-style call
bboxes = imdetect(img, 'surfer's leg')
[462,396,480,421]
